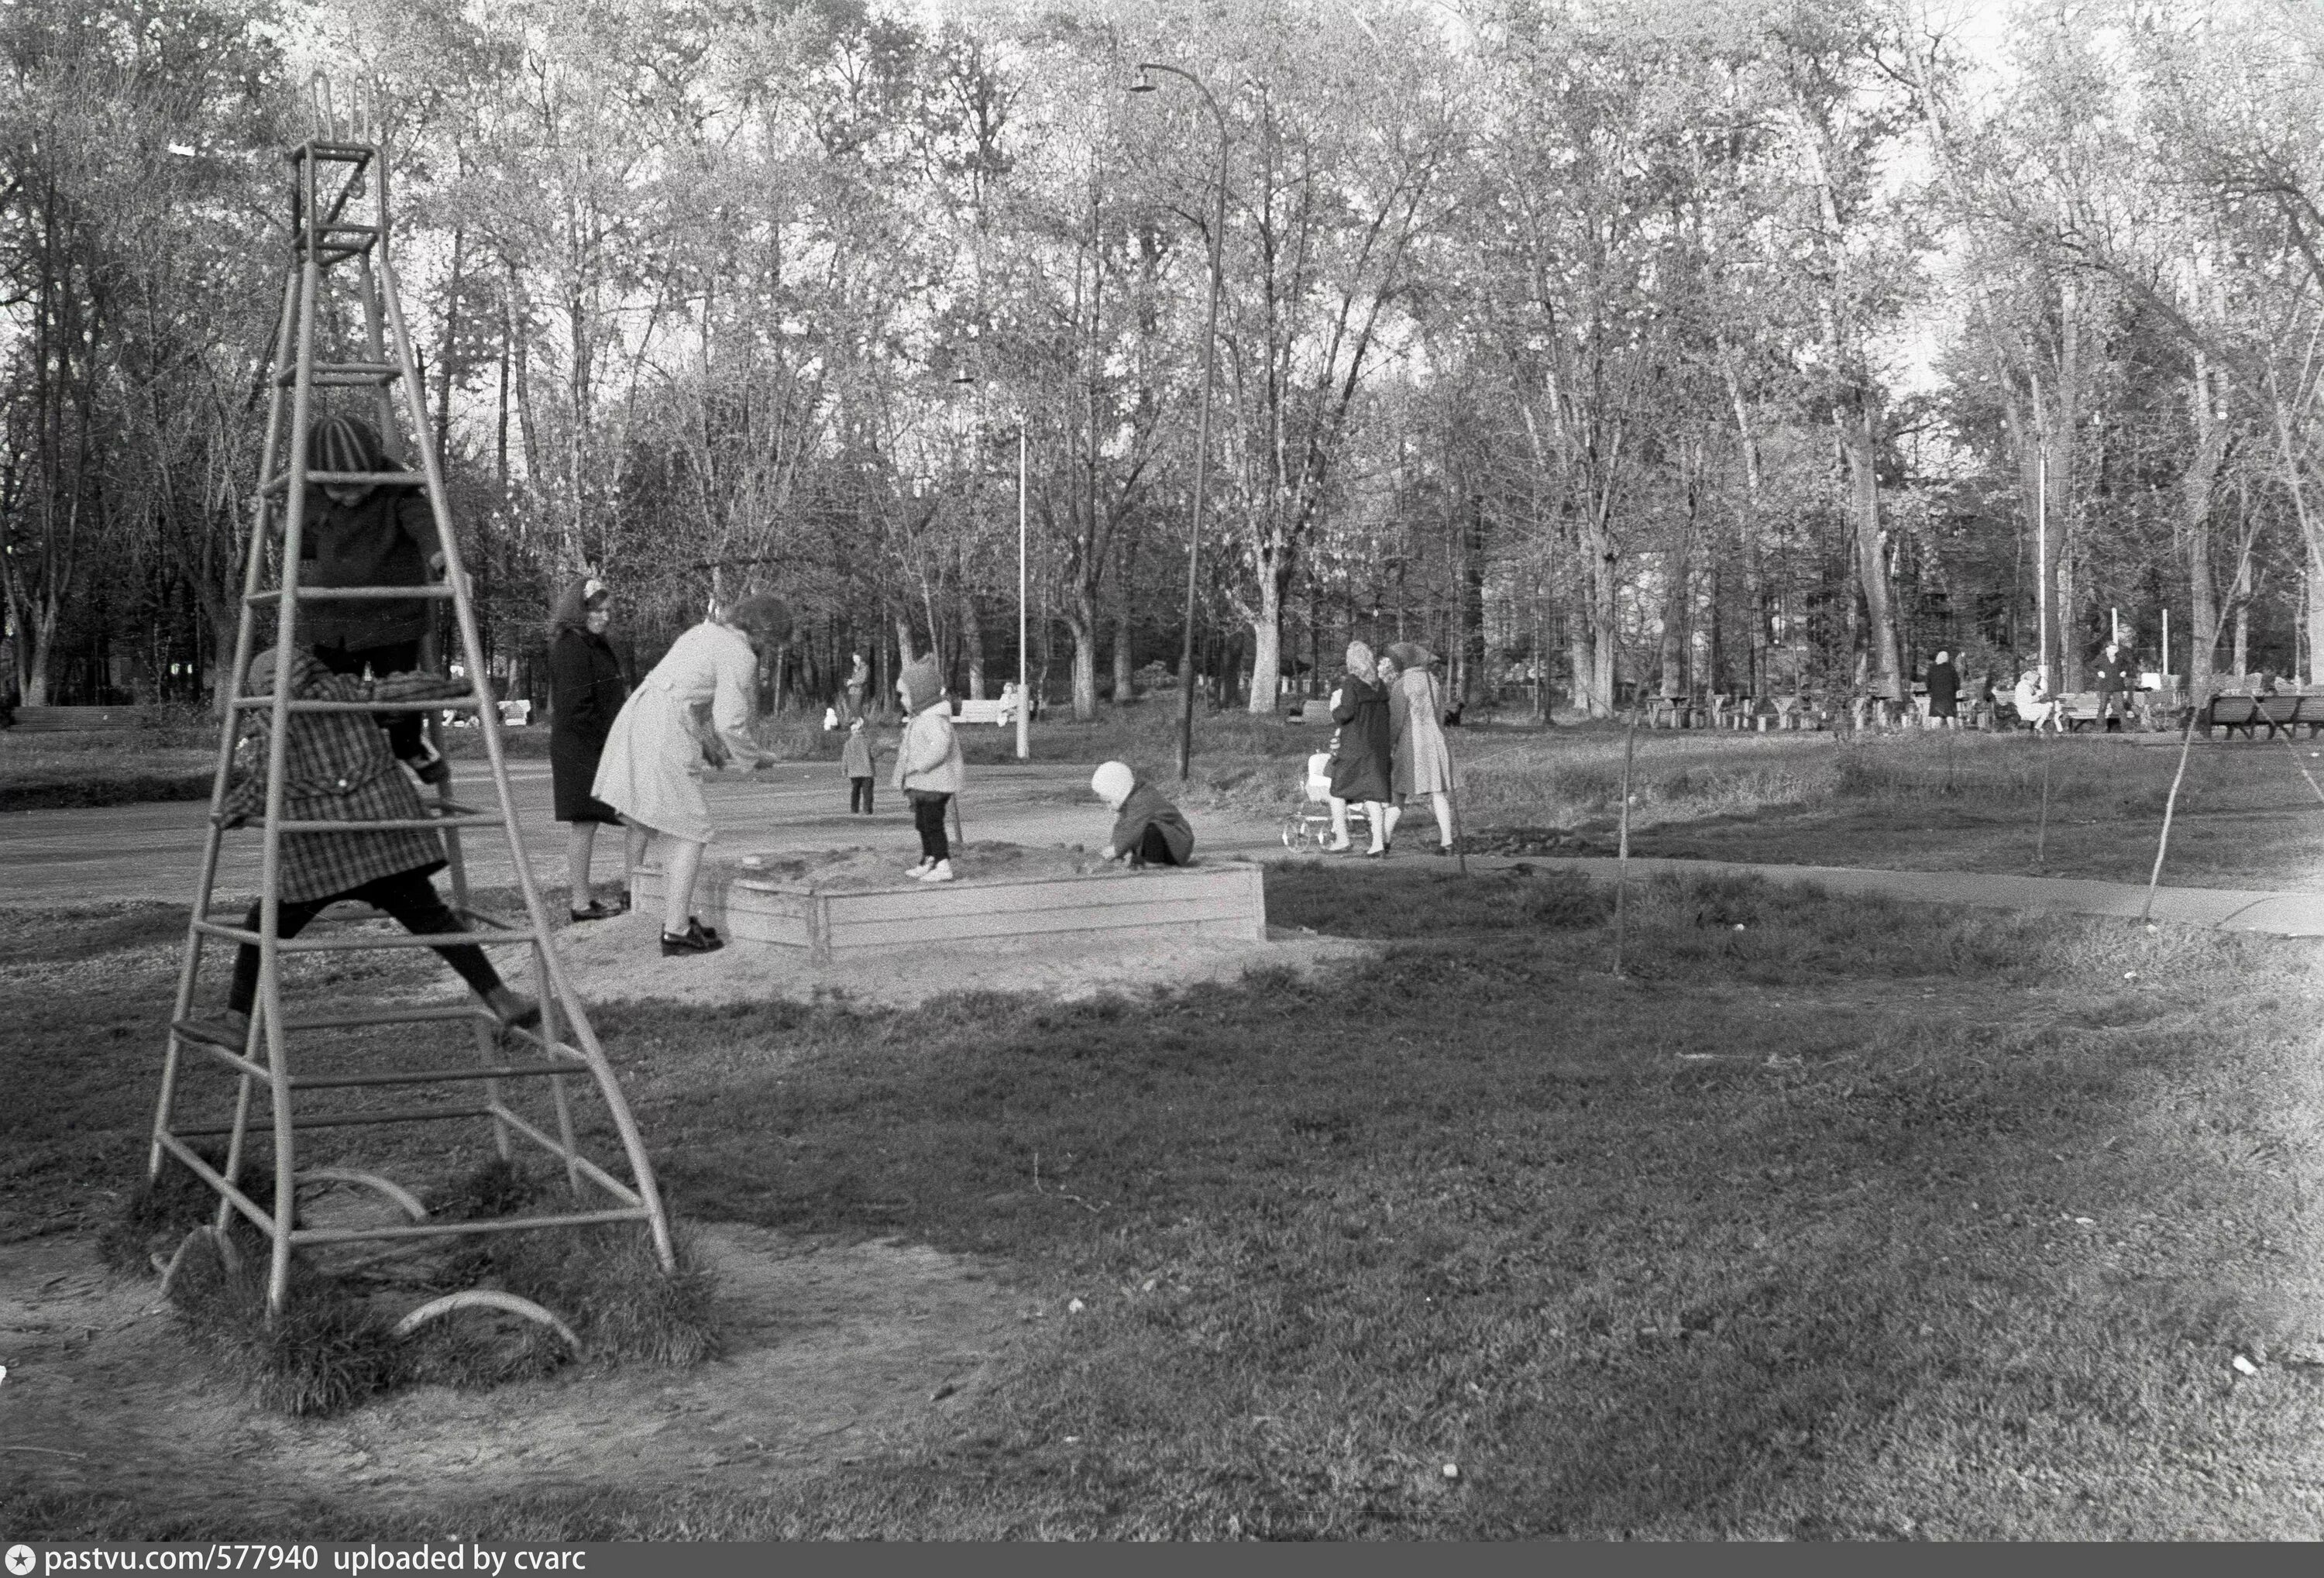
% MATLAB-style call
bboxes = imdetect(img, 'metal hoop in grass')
[294,1169,429,1224]
[392,1291,585,1358]
[153,1225,241,1298]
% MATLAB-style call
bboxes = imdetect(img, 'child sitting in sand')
[1091,760,1194,869]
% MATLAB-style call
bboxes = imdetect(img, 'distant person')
[893,654,964,882]
[195,646,535,1046]
[841,715,882,814]
[2013,665,2060,733]
[1924,651,1961,731]
[1327,641,1392,857]
[1090,760,1194,868]
[548,576,646,922]
[300,414,449,783]
[2093,639,2133,732]
[844,649,871,720]
[1383,642,1457,855]
[593,593,790,956]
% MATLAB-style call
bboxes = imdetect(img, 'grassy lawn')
[8,863,2322,1538]
[1460,727,2324,890]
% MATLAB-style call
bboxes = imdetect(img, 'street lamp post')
[1016,422,1030,761]
[957,366,1033,761]
[1131,61,1227,781]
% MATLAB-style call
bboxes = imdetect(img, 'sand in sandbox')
[710,840,1111,891]
[549,909,1373,1010]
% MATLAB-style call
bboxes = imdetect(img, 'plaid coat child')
[224,648,466,902]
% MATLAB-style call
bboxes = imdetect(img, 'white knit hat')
[1091,760,1135,808]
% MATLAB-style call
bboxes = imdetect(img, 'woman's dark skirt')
[551,730,621,823]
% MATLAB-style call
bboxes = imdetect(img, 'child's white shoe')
[917,859,956,882]
[904,858,934,878]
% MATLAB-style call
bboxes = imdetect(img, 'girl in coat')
[892,654,966,881]
[1327,641,1393,857]
[548,576,647,921]
[592,592,791,955]
[1382,642,1458,855]
[195,647,535,1045]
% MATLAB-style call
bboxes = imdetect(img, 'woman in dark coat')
[549,576,646,920]
[1327,640,1393,856]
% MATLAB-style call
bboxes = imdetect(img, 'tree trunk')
[1246,569,1286,713]
[961,588,986,700]
[1841,403,1903,710]
[1112,531,1137,704]
[1064,578,1099,719]
[2182,355,2230,704]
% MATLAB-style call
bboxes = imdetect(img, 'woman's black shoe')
[689,915,723,943]
[662,920,724,956]
[569,900,621,923]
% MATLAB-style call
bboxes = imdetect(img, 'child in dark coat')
[1091,760,1195,868]
[841,717,882,813]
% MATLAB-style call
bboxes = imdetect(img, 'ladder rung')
[294,1060,589,1091]
[284,1004,497,1031]
[262,469,414,495]
[231,696,484,713]
[293,143,375,163]
[291,1208,648,1248]
[238,816,500,833]
[193,920,541,951]
[248,586,457,604]
[177,1104,493,1136]
[277,361,397,387]
[173,1027,268,1081]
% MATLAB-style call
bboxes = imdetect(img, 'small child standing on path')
[893,655,964,881]
[1091,760,1195,868]
[841,716,881,813]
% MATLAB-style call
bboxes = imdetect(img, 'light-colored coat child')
[893,655,964,880]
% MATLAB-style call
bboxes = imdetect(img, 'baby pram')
[1281,745,1372,851]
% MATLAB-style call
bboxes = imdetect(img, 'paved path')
[0,761,1286,909]
[5,768,2319,937]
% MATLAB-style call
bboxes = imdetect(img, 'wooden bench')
[2056,692,2103,731]
[952,697,1020,727]
[2205,692,2324,739]
[5,704,156,734]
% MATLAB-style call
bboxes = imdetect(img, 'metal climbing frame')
[144,109,676,1318]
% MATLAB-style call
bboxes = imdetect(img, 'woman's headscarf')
[1346,640,1375,679]
[550,576,609,636]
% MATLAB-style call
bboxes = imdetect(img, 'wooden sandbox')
[629,845,1267,962]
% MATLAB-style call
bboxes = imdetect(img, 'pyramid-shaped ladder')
[145,125,675,1319]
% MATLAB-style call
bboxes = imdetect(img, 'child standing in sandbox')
[1091,760,1195,868]
[841,716,885,814]
[893,655,964,881]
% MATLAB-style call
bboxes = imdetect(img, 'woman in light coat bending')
[592,593,791,955]
[1383,642,1458,855]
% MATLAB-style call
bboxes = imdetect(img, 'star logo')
[7,1544,38,1576]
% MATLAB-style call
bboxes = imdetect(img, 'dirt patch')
[0,1222,1024,1527]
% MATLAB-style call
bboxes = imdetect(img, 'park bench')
[952,696,1019,727]
[5,704,156,734]
[2056,692,2103,731]
[2203,691,2324,740]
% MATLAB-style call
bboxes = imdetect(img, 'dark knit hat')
[899,653,943,714]
[308,414,384,476]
